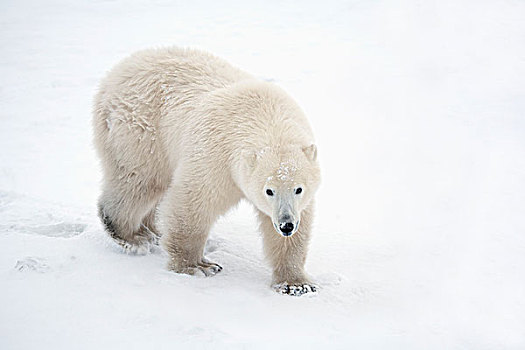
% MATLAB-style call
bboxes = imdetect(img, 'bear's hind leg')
[140,206,161,245]
[98,181,164,254]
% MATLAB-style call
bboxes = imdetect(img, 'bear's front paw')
[272,282,319,297]
[197,260,223,277]
[168,259,222,277]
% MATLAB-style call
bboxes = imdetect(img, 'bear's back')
[93,47,254,153]
[98,47,251,106]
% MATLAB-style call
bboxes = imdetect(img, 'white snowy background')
[1,0,524,348]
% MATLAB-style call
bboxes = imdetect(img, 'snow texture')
[1,0,524,348]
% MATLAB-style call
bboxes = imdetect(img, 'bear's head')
[238,144,320,237]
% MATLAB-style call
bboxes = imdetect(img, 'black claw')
[274,283,318,296]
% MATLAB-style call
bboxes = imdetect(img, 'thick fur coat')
[93,47,321,295]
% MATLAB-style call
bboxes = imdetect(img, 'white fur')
[93,47,321,294]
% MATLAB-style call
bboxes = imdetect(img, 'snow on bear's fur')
[93,47,321,296]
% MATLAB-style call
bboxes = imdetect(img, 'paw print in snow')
[14,257,50,273]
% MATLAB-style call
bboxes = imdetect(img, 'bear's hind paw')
[113,237,154,255]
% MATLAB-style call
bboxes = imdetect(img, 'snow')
[1,0,524,348]
[276,161,297,182]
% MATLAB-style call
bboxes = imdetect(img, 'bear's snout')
[279,222,295,236]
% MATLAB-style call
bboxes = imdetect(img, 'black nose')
[279,222,294,236]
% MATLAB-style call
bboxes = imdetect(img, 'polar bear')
[93,47,321,296]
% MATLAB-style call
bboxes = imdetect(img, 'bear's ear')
[241,150,258,169]
[242,147,270,168]
[302,144,317,162]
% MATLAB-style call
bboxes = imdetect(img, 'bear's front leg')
[165,231,223,277]
[159,182,223,277]
[257,204,318,296]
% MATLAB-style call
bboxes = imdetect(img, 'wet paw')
[272,282,319,297]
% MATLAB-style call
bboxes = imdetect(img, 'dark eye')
[266,189,274,196]
[295,187,303,195]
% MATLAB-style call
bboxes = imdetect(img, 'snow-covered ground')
[1,0,524,348]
